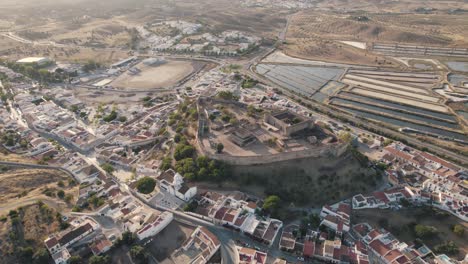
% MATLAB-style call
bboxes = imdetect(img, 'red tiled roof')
[338,203,351,216]
[246,201,257,209]
[255,252,267,264]
[394,255,411,264]
[200,227,220,246]
[369,239,391,257]
[384,249,403,263]
[384,147,412,161]
[58,223,93,246]
[90,237,112,255]
[355,240,367,254]
[373,192,390,203]
[214,207,228,220]
[367,229,382,240]
[222,210,236,223]
[45,237,58,249]
[353,224,369,237]
[420,152,458,171]
[234,215,247,227]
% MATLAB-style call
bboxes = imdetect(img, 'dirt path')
[0,195,67,215]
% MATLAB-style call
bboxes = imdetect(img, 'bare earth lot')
[353,208,468,261]
[111,60,198,90]
[144,221,195,262]
[0,167,77,215]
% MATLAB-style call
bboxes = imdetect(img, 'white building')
[51,248,71,264]
[16,57,52,66]
[136,211,173,240]
[157,169,197,202]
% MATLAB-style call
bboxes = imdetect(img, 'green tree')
[174,144,195,161]
[434,241,459,255]
[130,245,148,263]
[121,231,136,245]
[18,246,34,262]
[136,177,156,194]
[101,163,114,174]
[216,143,224,153]
[338,131,353,144]
[57,190,65,199]
[452,224,464,236]
[175,158,197,179]
[103,110,117,122]
[414,224,438,239]
[65,194,74,203]
[88,255,110,264]
[33,248,49,264]
[160,156,172,170]
[68,255,82,264]
[263,195,281,213]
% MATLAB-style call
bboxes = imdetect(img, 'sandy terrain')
[111,60,196,90]
[281,38,395,67]
[145,221,195,261]
[0,167,78,215]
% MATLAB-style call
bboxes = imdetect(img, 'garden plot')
[256,63,344,97]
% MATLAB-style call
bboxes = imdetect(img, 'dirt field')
[353,208,468,261]
[145,221,195,261]
[111,60,201,90]
[0,167,78,215]
[282,39,397,67]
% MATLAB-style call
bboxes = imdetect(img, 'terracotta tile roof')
[90,237,112,255]
[373,191,390,203]
[303,239,315,257]
[200,226,220,246]
[384,249,403,263]
[369,239,391,257]
[58,223,93,246]
[420,152,458,171]
[45,237,59,249]
[384,147,412,161]
[367,229,382,240]
[214,207,228,220]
